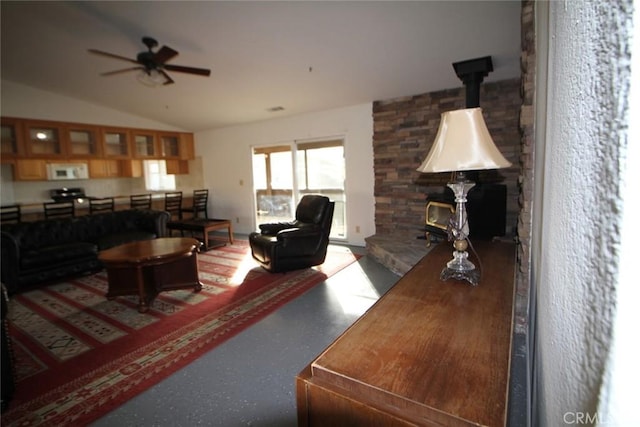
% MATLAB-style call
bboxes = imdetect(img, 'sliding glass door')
[252,145,295,225]
[252,139,346,239]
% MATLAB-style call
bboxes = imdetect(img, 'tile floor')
[91,241,399,427]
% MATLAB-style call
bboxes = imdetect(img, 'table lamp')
[416,107,511,285]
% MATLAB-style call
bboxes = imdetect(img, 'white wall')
[195,103,375,246]
[1,80,185,130]
[534,1,633,425]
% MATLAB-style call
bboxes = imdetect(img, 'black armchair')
[249,195,335,273]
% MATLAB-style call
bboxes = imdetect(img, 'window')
[143,160,175,191]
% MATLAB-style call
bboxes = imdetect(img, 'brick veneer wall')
[372,78,522,241]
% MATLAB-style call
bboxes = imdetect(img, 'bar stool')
[164,191,183,221]
[89,197,115,214]
[182,189,209,219]
[0,204,21,224]
[130,194,152,210]
[43,201,75,220]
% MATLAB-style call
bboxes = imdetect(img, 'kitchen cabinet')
[158,132,180,158]
[101,128,131,159]
[159,132,195,160]
[179,133,195,160]
[23,120,65,157]
[121,159,143,178]
[165,159,189,175]
[66,124,100,157]
[132,130,160,158]
[14,159,47,180]
[0,117,195,180]
[89,159,120,178]
[1,117,24,160]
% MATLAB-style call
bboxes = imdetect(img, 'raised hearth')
[365,234,434,276]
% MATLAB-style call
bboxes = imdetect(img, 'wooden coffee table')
[98,237,203,313]
[167,218,234,250]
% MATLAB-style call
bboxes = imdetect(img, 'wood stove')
[424,183,507,245]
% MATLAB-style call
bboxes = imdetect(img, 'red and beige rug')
[2,241,359,426]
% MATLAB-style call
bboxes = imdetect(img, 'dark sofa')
[1,209,170,294]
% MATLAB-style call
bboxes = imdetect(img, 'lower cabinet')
[89,159,120,178]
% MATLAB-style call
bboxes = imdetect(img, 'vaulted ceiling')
[1,1,521,132]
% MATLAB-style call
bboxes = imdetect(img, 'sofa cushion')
[21,242,98,270]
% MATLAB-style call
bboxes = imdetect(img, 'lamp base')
[440,247,480,286]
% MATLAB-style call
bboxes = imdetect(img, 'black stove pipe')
[452,56,493,108]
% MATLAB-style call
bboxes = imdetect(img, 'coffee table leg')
[228,222,234,244]
[203,229,210,250]
[135,266,149,313]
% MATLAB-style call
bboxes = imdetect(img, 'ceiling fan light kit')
[89,36,211,86]
[137,69,170,87]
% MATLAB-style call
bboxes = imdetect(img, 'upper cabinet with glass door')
[65,124,100,158]
[158,132,180,158]
[1,117,24,160]
[101,127,131,159]
[132,130,159,158]
[158,132,195,160]
[22,120,65,157]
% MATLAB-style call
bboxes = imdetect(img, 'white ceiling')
[1,1,521,132]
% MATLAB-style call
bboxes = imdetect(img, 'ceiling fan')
[88,36,211,85]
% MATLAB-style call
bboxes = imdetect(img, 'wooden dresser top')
[311,241,515,426]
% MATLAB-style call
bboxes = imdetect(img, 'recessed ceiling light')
[267,106,285,112]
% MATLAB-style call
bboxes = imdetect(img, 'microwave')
[46,163,89,181]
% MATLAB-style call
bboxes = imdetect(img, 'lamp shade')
[416,107,512,173]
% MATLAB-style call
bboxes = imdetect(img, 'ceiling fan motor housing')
[137,52,159,71]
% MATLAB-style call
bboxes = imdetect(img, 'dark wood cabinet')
[297,241,515,426]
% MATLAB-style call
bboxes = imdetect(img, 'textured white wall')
[535,1,632,425]
[195,103,375,246]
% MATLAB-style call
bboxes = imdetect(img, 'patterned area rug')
[2,241,359,426]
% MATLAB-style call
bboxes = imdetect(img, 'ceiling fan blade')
[164,64,211,76]
[153,45,179,64]
[88,49,139,65]
[100,67,144,76]
[160,70,175,85]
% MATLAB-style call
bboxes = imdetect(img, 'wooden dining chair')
[182,189,209,219]
[89,197,115,214]
[130,193,152,210]
[0,204,21,224]
[164,191,183,221]
[43,201,75,220]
